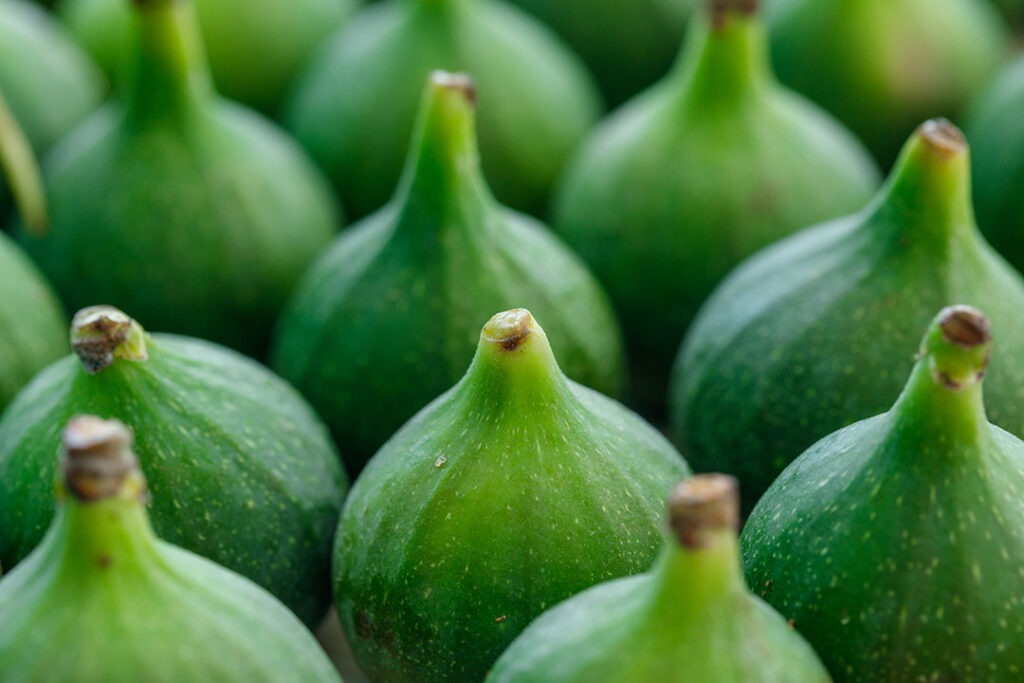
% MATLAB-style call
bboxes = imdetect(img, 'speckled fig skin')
[554,0,878,418]
[766,0,1010,166]
[965,55,1024,272]
[57,0,356,114]
[486,475,831,683]
[742,306,1024,681]
[0,306,347,627]
[0,416,343,683]
[18,0,339,358]
[272,72,624,475]
[285,0,601,219]
[671,120,1024,510]
[334,309,689,683]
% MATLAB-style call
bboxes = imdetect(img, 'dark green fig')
[766,0,1011,166]
[272,72,624,474]
[17,0,340,358]
[0,415,343,682]
[671,119,1024,510]
[742,305,1024,680]
[506,0,694,106]
[285,0,601,219]
[0,0,105,155]
[334,308,689,683]
[57,0,357,114]
[0,306,347,626]
[487,474,831,683]
[965,54,1024,271]
[555,0,879,416]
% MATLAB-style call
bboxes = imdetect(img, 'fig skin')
[0,306,348,627]
[554,0,879,417]
[272,71,624,475]
[285,0,602,219]
[334,309,689,683]
[486,475,831,683]
[57,0,356,114]
[742,306,1024,680]
[671,119,1024,510]
[0,415,343,683]
[17,0,340,358]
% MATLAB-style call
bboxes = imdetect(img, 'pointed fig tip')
[71,306,148,373]
[482,309,534,352]
[61,416,141,503]
[429,71,476,106]
[668,474,740,549]
[939,305,990,349]
[919,119,966,156]
[709,0,760,26]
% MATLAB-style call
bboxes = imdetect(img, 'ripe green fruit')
[506,0,694,106]
[272,72,624,473]
[0,0,104,155]
[18,0,340,357]
[285,0,601,219]
[965,54,1024,271]
[555,0,878,416]
[334,308,689,683]
[766,0,1011,166]
[0,306,347,626]
[486,474,831,683]
[0,415,343,682]
[742,306,1024,681]
[57,0,356,113]
[671,119,1024,509]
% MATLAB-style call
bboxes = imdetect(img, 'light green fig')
[0,415,343,682]
[743,305,1024,680]
[272,72,624,474]
[334,308,689,683]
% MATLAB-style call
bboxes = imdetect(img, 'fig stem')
[61,416,145,503]
[919,305,991,391]
[71,306,149,374]
[0,89,48,237]
[668,474,740,550]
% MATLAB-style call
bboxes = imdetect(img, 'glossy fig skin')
[966,55,1024,272]
[766,0,1011,166]
[0,416,342,683]
[486,475,831,683]
[58,0,356,113]
[285,0,601,219]
[0,309,347,627]
[273,72,624,474]
[555,0,878,417]
[671,120,1024,509]
[742,307,1024,681]
[334,309,689,683]
[17,0,340,358]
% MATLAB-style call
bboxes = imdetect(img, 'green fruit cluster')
[1,0,1023,680]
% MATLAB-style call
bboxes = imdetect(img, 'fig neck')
[648,530,746,614]
[670,2,771,113]
[124,0,213,127]
[71,306,149,374]
[392,72,496,246]
[864,120,978,252]
[457,309,573,413]
[889,306,991,451]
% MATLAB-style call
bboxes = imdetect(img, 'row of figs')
[2,0,1024,680]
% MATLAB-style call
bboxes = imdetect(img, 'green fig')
[965,54,1024,271]
[766,0,1011,167]
[487,474,831,683]
[506,0,694,106]
[272,72,624,474]
[671,119,1024,509]
[0,306,347,626]
[742,305,1024,680]
[285,0,601,219]
[57,0,357,114]
[334,308,689,683]
[0,415,343,683]
[17,0,340,358]
[0,0,105,155]
[555,0,879,416]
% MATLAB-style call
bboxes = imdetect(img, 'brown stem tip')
[668,474,740,550]
[430,71,476,106]
[940,305,990,349]
[61,416,141,503]
[71,306,148,374]
[482,308,534,352]
[919,119,966,156]
[709,0,759,26]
